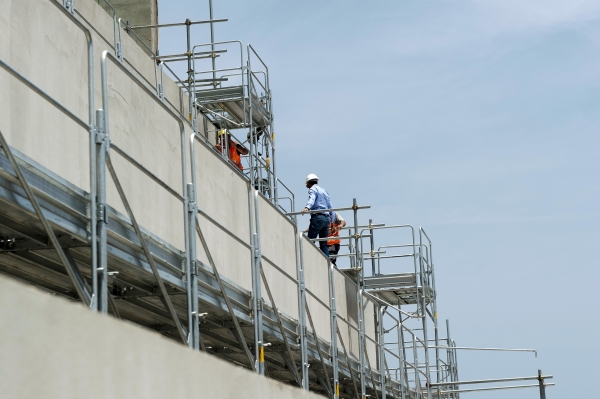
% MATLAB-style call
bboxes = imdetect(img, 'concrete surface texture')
[96,0,159,54]
[0,274,324,399]
[0,0,378,367]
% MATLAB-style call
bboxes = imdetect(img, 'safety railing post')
[186,183,200,350]
[378,306,386,399]
[185,19,193,122]
[418,231,432,399]
[537,370,546,399]
[95,108,109,314]
[369,219,380,373]
[413,335,421,399]
[270,99,277,205]
[397,303,407,399]
[252,191,264,375]
[296,230,309,389]
[328,260,340,398]
[351,198,367,398]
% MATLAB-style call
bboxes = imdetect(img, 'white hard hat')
[305,173,319,184]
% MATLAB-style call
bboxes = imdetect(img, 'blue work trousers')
[307,214,330,257]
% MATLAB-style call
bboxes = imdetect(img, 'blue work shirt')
[305,185,334,222]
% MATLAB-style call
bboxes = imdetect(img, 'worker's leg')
[317,217,330,257]
[308,215,330,257]
[328,244,339,265]
[307,215,322,240]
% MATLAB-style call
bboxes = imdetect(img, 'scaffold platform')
[364,273,435,305]
[195,86,271,129]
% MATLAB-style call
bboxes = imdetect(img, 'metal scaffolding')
[0,1,554,398]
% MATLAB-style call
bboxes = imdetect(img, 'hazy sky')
[159,1,600,397]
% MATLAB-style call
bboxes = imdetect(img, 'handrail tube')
[341,223,385,230]
[364,254,414,261]
[310,234,372,242]
[287,205,370,216]
[156,49,227,60]
[129,18,228,29]
[435,383,555,394]
[160,54,222,63]
[430,375,552,387]
[428,346,537,355]
[194,66,243,76]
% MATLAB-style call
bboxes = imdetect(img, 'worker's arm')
[233,141,249,155]
[302,188,316,213]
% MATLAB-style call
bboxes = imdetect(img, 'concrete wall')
[0,274,323,399]
[0,0,378,367]
[95,0,159,54]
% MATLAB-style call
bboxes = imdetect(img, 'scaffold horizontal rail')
[434,383,555,394]
[129,18,228,29]
[286,205,371,216]
[429,374,553,387]
[428,345,537,356]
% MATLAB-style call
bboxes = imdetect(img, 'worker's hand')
[301,207,309,213]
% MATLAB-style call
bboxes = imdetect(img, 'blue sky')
[159,1,600,397]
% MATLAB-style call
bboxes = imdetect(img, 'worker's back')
[307,185,331,211]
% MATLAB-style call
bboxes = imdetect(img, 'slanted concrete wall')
[0,275,322,399]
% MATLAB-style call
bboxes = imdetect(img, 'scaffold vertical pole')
[252,191,264,374]
[397,301,407,399]
[446,320,458,399]
[370,218,380,370]
[328,260,340,398]
[378,306,387,399]
[426,235,441,386]
[418,235,432,399]
[186,183,200,350]
[208,0,216,85]
[186,18,193,121]
[412,335,421,399]
[95,108,109,314]
[353,198,366,399]
[296,229,309,389]
[270,100,278,206]
[538,370,546,399]
[245,52,265,374]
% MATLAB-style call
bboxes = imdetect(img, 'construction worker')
[216,129,248,171]
[301,174,333,257]
[327,212,346,265]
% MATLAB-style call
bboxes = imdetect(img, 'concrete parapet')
[0,274,322,399]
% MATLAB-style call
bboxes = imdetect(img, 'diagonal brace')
[337,325,361,399]
[305,303,333,396]
[363,344,381,399]
[260,267,302,387]
[106,154,187,344]
[195,217,255,368]
[0,131,91,306]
